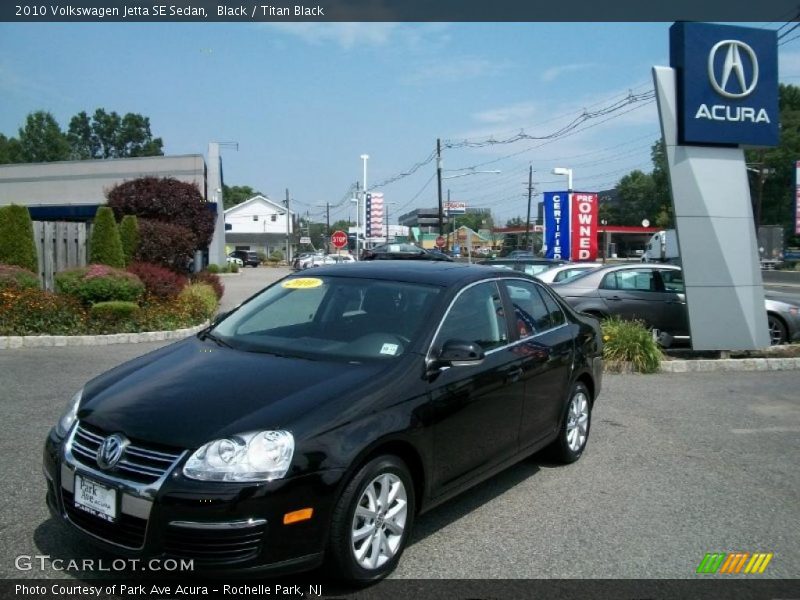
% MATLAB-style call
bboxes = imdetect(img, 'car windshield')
[210,275,442,361]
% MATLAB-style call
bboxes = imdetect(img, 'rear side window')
[503,281,551,337]
[539,286,566,327]
[601,269,656,292]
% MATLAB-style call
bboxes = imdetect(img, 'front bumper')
[44,428,344,574]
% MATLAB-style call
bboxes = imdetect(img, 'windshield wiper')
[199,330,232,348]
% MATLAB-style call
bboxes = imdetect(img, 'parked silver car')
[550,263,799,345]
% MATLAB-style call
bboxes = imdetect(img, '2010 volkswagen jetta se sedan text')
[43,262,603,580]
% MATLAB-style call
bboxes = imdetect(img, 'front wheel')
[547,382,592,464]
[767,314,788,346]
[327,455,415,581]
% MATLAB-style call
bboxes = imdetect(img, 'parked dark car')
[229,250,261,267]
[550,263,799,345]
[479,258,569,278]
[361,243,453,262]
[44,262,602,580]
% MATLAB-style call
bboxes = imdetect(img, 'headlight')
[183,430,294,482]
[55,389,82,437]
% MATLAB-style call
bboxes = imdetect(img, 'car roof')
[298,260,518,287]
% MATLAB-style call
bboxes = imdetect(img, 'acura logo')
[96,434,128,470]
[708,40,759,99]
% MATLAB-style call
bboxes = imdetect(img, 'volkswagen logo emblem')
[96,434,128,470]
[708,40,759,99]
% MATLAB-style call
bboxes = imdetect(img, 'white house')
[224,195,294,258]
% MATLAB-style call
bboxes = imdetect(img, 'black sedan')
[43,262,603,580]
[361,243,453,261]
[551,263,800,345]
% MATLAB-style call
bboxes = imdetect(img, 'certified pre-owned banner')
[570,192,598,260]
[543,191,570,260]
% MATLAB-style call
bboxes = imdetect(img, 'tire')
[326,455,415,581]
[547,382,592,464]
[767,314,788,346]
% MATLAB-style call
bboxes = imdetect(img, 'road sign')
[444,201,467,214]
[300,236,311,244]
[435,236,446,248]
[331,230,348,249]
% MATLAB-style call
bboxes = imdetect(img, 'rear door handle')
[507,367,523,382]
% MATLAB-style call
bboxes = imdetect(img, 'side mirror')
[436,339,485,367]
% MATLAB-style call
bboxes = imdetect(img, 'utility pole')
[284,188,291,263]
[326,202,330,236]
[525,164,533,252]
[436,138,444,235]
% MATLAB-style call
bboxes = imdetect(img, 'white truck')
[642,229,679,264]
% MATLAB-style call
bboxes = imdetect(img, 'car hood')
[79,336,391,449]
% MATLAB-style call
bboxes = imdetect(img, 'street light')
[360,154,369,258]
[552,167,573,192]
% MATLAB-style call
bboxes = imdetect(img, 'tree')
[106,177,215,270]
[67,109,163,159]
[119,215,139,266]
[17,111,70,163]
[330,219,353,232]
[745,83,800,236]
[505,216,525,227]
[614,170,659,226]
[650,139,673,228]
[89,207,125,268]
[222,185,261,209]
[0,134,22,164]
[0,204,38,272]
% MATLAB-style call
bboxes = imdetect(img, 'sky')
[2,20,800,227]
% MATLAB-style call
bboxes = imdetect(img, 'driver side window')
[435,282,507,351]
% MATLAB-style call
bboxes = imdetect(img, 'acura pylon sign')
[653,23,777,350]
[670,22,778,147]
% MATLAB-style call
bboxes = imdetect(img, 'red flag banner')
[570,193,598,261]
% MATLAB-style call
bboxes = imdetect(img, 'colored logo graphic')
[696,552,773,574]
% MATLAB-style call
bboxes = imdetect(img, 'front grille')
[164,524,266,565]
[70,422,183,484]
[62,489,147,549]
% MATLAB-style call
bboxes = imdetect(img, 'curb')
[659,357,800,372]
[0,322,209,350]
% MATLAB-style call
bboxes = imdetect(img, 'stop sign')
[435,235,446,248]
[331,230,348,249]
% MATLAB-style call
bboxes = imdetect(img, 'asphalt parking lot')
[0,266,797,581]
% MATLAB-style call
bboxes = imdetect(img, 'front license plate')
[74,474,117,523]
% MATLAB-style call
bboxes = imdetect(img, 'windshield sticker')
[380,343,399,355]
[282,278,323,289]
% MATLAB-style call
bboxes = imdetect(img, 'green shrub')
[269,250,283,263]
[601,317,662,373]
[206,263,220,274]
[90,301,140,321]
[119,215,139,266]
[0,264,40,290]
[191,271,224,300]
[89,206,125,268]
[229,262,239,273]
[56,264,144,304]
[178,282,218,320]
[0,204,38,272]
[0,286,86,335]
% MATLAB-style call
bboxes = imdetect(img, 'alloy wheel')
[566,391,590,452]
[350,473,408,570]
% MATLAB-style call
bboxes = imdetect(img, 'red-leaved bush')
[127,262,188,300]
[106,177,215,248]
[134,219,198,273]
[190,271,224,300]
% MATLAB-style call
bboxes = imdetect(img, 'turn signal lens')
[283,508,314,525]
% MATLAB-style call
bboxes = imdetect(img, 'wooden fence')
[33,221,90,290]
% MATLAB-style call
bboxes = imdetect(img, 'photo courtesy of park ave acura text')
[0,4,798,598]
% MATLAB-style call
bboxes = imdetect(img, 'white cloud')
[262,23,400,49]
[403,57,511,85]
[541,63,597,83]
[472,102,539,124]
[779,50,800,80]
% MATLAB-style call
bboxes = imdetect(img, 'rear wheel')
[547,382,592,464]
[327,455,415,581]
[767,314,788,346]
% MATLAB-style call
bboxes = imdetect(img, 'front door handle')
[607,295,622,301]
